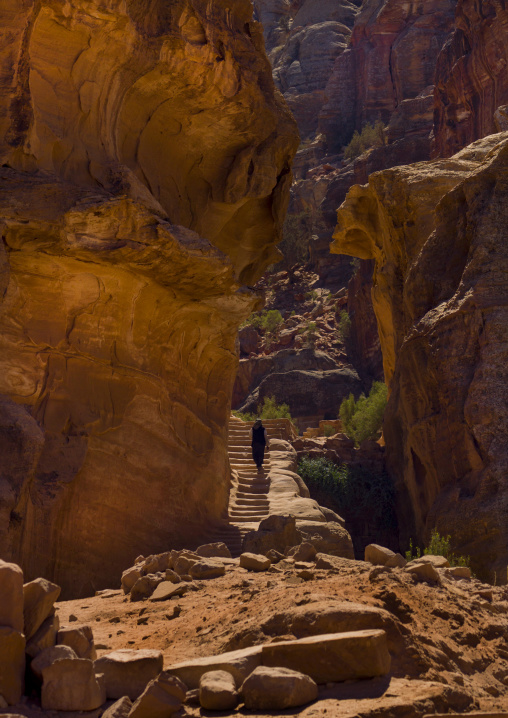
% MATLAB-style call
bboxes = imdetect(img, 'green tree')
[344,121,386,161]
[339,381,388,446]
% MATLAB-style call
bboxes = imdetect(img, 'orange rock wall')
[0,0,298,597]
[332,134,508,582]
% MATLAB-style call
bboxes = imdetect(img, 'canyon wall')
[332,133,508,581]
[0,0,298,597]
[434,0,508,158]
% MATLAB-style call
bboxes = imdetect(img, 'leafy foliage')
[233,396,292,422]
[279,210,312,267]
[344,121,386,161]
[339,381,388,446]
[297,456,396,531]
[323,424,336,438]
[405,529,471,568]
[241,309,284,334]
[337,310,351,340]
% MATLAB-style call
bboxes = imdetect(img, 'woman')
[251,419,270,471]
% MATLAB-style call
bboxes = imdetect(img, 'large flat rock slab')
[262,629,390,683]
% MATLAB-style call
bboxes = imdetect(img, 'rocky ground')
[234,265,370,431]
[10,547,508,718]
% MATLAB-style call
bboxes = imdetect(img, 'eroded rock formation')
[434,0,508,158]
[332,133,508,581]
[0,0,298,597]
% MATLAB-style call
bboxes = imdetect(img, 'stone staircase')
[208,416,298,556]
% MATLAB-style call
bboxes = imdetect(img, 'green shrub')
[279,210,312,267]
[241,309,283,334]
[339,381,388,446]
[232,410,256,422]
[297,456,396,531]
[323,424,336,438]
[343,120,386,161]
[234,396,292,422]
[405,530,470,568]
[337,310,351,340]
[258,396,292,420]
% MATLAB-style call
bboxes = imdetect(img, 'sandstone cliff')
[332,133,508,582]
[434,0,508,158]
[0,0,298,597]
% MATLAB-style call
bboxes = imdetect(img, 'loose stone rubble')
[2,539,508,716]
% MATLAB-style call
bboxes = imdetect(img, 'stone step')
[229,515,269,523]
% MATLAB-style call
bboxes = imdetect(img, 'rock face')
[254,0,362,140]
[332,133,508,582]
[319,0,457,151]
[0,0,298,596]
[434,0,508,158]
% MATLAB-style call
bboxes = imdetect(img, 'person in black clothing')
[251,419,269,470]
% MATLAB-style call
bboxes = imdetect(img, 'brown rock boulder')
[26,613,60,658]
[129,671,187,718]
[0,627,25,704]
[0,560,23,632]
[41,657,106,711]
[241,666,317,710]
[199,670,239,711]
[261,629,391,683]
[243,515,302,555]
[23,578,61,641]
[94,649,164,700]
[297,520,354,559]
[31,645,78,681]
[57,625,96,660]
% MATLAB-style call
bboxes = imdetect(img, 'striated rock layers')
[332,133,508,581]
[434,0,508,158]
[254,0,362,141]
[319,0,457,152]
[0,0,298,597]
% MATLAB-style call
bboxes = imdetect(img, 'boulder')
[167,646,263,690]
[26,612,60,658]
[174,556,198,576]
[297,521,355,558]
[266,549,285,563]
[199,670,239,711]
[94,649,164,700]
[0,560,24,632]
[405,562,440,582]
[196,542,232,559]
[57,624,96,660]
[262,601,402,652]
[23,578,61,640]
[129,671,187,718]
[131,574,164,601]
[149,582,189,602]
[385,553,407,568]
[240,553,271,572]
[287,542,317,562]
[241,666,317,710]
[243,515,302,555]
[0,627,25,704]
[121,566,143,594]
[365,544,396,566]
[41,658,106,711]
[31,645,78,680]
[446,566,472,580]
[410,554,450,569]
[261,630,390,683]
[101,696,133,718]
[164,569,181,584]
[143,553,172,574]
[189,560,225,580]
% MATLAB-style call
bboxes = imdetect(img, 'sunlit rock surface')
[0,0,298,597]
[332,133,508,581]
